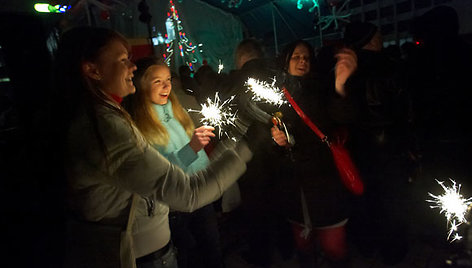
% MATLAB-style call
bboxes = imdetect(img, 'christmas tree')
[163,0,203,71]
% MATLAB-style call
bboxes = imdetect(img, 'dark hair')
[178,64,192,77]
[278,39,315,76]
[412,5,459,41]
[54,26,129,108]
[53,26,132,166]
[343,22,378,50]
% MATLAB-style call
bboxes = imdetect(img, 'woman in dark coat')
[271,40,357,267]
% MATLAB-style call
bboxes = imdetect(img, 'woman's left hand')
[189,126,216,153]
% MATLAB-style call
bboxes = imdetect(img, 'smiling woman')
[147,64,172,105]
[52,27,251,268]
[269,39,358,267]
[288,44,311,77]
[82,38,137,98]
[123,55,226,268]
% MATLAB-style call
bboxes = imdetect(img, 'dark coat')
[346,49,416,175]
[345,50,416,230]
[271,74,353,227]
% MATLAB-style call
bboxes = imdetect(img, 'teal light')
[309,0,319,12]
[296,0,319,12]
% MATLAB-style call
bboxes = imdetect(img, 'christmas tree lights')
[163,0,203,71]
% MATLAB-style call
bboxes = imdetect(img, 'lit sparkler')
[245,77,286,107]
[218,59,224,74]
[188,92,237,137]
[427,179,472,242]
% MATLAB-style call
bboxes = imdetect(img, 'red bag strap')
[282,87,328,143]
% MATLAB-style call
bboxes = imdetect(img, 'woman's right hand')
[271,126,288,147]
[334,48,358,97]
[189,126,216,153]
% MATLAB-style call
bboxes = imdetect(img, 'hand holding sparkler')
[271,126,288,147]
[188,92,237,139]
[189,126,216,153]
[271,112,291,147]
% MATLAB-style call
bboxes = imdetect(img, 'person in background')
[124,56,225,268]
[192,64,222,104]
[52,26,251,268]
[227,38,297,267]
[342,21,416,265]
[177,64,197,96]
[234,38,265,70]
[271,39,358,268]
[193,38,269,104]
[171,65,202,124]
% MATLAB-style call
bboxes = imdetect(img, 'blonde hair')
[126,58,194,146]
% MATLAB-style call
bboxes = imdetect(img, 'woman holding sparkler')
[271,40,358,267]
[53,27,251,268]
[124,56,226,268]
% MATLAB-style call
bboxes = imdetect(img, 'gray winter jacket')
[64,102,250,267]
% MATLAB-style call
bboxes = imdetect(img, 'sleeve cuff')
[178,143,198,167]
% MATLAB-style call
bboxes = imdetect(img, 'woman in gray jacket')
[53,26,251,268]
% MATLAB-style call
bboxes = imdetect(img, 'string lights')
[163,0,203,71]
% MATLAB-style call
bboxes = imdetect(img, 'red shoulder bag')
[282,87,364,195]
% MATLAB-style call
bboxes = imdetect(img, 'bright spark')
[188,92,237,137]
[245,77,286,107]
[218,59,224,74]
[451,230,463,242]
[427,179,472,242]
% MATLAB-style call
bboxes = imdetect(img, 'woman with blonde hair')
[54,27,251,268]
[124,56,225,268]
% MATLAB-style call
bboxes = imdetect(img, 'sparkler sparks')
[218,59,224,74]
[427,179,472,242]
[245,77,286,107]
[188,92,237,137]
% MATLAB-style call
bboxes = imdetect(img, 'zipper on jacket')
[144,197,155,217]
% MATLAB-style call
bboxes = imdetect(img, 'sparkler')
[427,179,472,242]
[188,92,237,137]
[245,77,286,107]
[218,59,224,74]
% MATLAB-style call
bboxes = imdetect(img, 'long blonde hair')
[125,56,195,146]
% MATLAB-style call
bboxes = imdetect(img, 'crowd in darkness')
[1,4,472,268]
